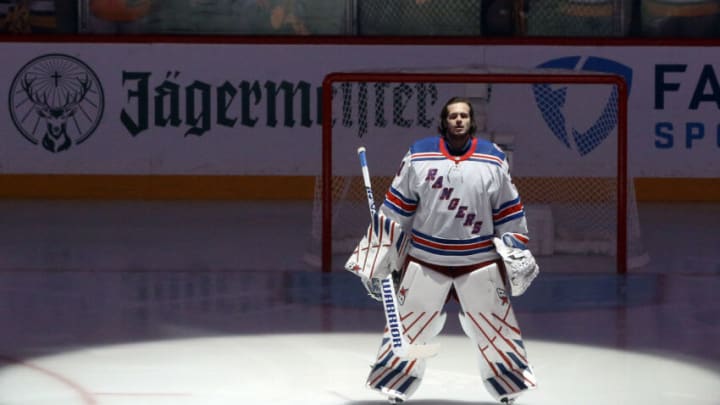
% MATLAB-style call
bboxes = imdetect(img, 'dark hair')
[437,97,477,137]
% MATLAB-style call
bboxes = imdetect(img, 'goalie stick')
[357,147,440,359]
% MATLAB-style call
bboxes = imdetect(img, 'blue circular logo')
[533,56,633,156]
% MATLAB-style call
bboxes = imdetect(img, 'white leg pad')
[453,263,538,401]
[366,260,452,400]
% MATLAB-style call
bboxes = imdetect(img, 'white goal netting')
[308,67,648,274]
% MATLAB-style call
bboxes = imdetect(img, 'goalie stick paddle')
[357,146,440,359]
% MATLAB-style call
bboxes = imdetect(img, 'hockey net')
[308,68,648,274]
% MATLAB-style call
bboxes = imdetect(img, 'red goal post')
[316,68,644,274]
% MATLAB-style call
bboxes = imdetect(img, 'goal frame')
[321,71,628,274]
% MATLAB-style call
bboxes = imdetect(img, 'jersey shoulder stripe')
[410,136,507,165]
[474,137,507,161]
[411,152,445,162]
[468,153,504,167]
[409,136,442,154]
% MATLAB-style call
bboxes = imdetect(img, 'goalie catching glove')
[493,233,540,297]
[345,213,409,301]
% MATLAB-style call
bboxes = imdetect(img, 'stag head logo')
[9,54,104,153]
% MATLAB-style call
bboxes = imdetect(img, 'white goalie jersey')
[381,135,530,268]
[346,135,539,297]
